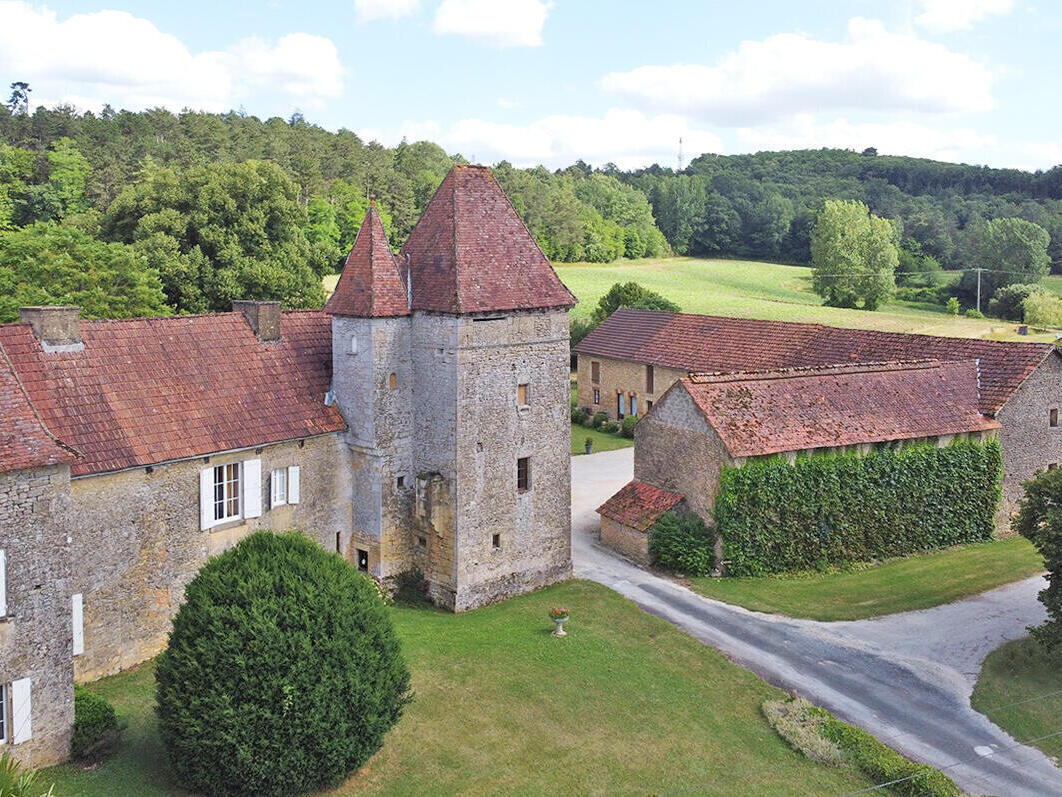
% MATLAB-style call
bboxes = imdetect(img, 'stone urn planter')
[584,437,593,455]
[550,608,569,637]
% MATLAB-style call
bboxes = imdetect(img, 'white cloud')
[736,115,998,164]
[365,108,723,169]
[602,17,995,125]
[914,0,1014,33]
[0,2,344,114]
[354,0,419,22]
[432,0,552,47]
[496,97,521,109]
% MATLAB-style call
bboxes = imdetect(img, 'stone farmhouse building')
[577,308,1062,518]
[598,360,1000,565]
[0,164,576,768]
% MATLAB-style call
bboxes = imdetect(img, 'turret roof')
[324,202,410,318]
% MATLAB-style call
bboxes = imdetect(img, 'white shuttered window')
[11,678,31,744]
[288,466,300,504]
[72,594,84,656]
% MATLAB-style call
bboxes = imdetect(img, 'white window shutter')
[199,468,214,530]
[288,466,301,505]
[269,470,278,508]
[0,549,7,616]
[72,593,84,656]
[244,459,262,519]
[11,678,31,744]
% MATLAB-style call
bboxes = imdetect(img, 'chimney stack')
[19,306,83,351]
[233,300,282,342]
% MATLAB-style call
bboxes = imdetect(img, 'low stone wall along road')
[571,447,1062,797]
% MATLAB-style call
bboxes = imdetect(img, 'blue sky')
[2,0,1059,171]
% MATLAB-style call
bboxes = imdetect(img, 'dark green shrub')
[988,283,1046,321]
[1013,467,1062,650]
[592,411,609,428]
[715,440,1002,576]
[964,307,984,319]
[600,420,620,434]
[571,408,589,426]
[155,531,411,797]
[72,684,120,761]
[649,511,715,576]
[821,716,958,796]
[621,414,639,438]
[894,286,944,305]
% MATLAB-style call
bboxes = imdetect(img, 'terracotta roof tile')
[575,308,1054,415]
[0,348,73,474]
[596,479,685,531]
[401,165,576,314]
[324,202,410,318]
[678,360,1000,458]
[0,311,345,477]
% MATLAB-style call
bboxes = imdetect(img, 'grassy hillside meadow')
[326,258,1062,342]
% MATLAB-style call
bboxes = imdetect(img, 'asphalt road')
[571,447,1062,796]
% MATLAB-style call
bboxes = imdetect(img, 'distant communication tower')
[678,137,684,171]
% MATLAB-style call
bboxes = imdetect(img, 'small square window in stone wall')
[492,534,501,549]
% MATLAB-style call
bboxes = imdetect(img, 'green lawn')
[687,537,1044,621]
[45,580,870,796]
[555,257,1062,343]
[972,636,1062,761]
[571,424,633,455]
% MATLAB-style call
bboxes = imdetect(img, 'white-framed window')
[0,549,7,617]
[200,459,262,530]
[270,466,300,509]
[271,468,288,506]
[72,594,84,656]
[0,684,7,745]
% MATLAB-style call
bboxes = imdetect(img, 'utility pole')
[976,268,983,314]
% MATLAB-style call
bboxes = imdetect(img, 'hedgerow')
[649,511,715,576]
[715,439,1002,576]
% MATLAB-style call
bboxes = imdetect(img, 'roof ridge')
[686,359,958,384]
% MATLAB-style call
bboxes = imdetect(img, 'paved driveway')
[571,448,1062,796]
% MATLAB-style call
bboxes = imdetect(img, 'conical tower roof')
[324,201,410,317]
[401,165,577,314]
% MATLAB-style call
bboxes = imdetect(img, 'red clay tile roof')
[676,360,1000,458]
[324,202,410,318]
[596,479,686,531]
[0,348,73,475]
[0,310,345,477]
[401,165,577,314]
[575,308,1054,415]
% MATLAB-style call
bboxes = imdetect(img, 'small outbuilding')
[596,480,686,566]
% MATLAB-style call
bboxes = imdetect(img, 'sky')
[1,0,1060,172]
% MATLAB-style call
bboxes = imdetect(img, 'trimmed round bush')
[648,511,715,576]
[600,420,620,434]
[155,531,411,797]
[592,411,609,428]
[72,684,120,761]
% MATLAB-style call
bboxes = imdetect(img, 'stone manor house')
[0,165,577,767]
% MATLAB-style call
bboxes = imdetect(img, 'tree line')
[5,94,1062,321]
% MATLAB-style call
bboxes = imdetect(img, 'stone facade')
[599,516,651,566]
[576,354,686,421]
[70,434,350,682]
[996,353,1062,520]
[0,465,73,768]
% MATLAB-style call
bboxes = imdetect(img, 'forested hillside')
[3,100,1062,321]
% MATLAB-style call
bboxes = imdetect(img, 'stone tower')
[324,200,415,578]
[327,166,577,610]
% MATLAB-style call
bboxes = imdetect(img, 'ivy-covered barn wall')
[713,439,1003,576]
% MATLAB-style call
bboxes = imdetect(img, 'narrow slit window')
[1051,408,1058,427]
[517,457,531,492]
[646,364,654,393]
[389,373,398,389]
[517,383,529,406]
[492,533,501,549]
[593,388,600,405]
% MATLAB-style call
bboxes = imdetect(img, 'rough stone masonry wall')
[332,316,414,580]
[410,313,460,607]
[599,516,651,566]
[452,309,572,611]
[69,434,349,682]
[0,465,73,768]
[576,354,687,421]
[996,353,1062,523]
[634,387,731,520]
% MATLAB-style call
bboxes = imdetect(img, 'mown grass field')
[571,423,633,455]
[687,537,1044,621]
[555,257,1062,342]
[972,636,1062,762]
[45,581,870,796]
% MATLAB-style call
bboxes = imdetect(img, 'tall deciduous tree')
[958,216,1050,306]
[0,222,170,321]
[811,199,898,311]
[101,160,331,312]
[1013,468,1062,650]
[591,281,680,324]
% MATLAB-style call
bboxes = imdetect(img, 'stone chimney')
[233,300,281,342]
[19,306,83,351]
